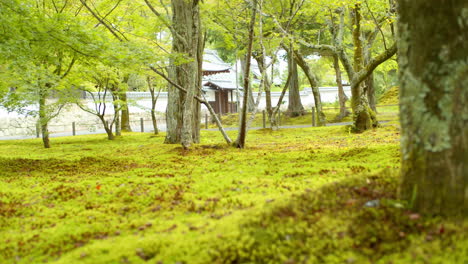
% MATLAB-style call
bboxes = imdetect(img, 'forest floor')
[0,107,467,264]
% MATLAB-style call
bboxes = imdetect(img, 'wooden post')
[312,107,316,127]
[140,118,144,132]
[36,123,40,138]
[205,113,208,129]
[278,111,281,126]
[262,110,266,128]
[72,122,76,136]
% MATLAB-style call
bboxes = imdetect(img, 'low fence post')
[278,111,281,126]
[312,107,316,127]
[140,118,144,132]
[36,123,40,138]
[72,122,76,136]
[205,113,208,129]
[262,110,266,129]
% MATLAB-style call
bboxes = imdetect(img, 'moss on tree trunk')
[398,0,468,217]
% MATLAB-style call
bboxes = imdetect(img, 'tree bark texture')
[165,0,202,149]
[293,49,326,125]
[235,0,257,149]
[240,55,256,112]
[147,77,160,135]
[351,4,377,132]
[333,55,349,120]
[38,92,50,148]
[120,91,132,132]
[286,48,304,117]
[398,0,468,217]
[253,52,272,117]
[363,39,377,113]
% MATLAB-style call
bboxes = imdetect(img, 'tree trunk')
[38,94,50,148]
[165,0,202,149]
[240,55,256,112]
[293,49,326,125]
[398,0,468,218]
[253,52,272,118]
[364,43,377,113]
[287,48,304,117]
[100,117,114,140]
[333,55,349,120]
[235,0,257,149]
[351,4,376,132]
[120,91,132,132]
[112,88,121,136]
[147,77,159,135]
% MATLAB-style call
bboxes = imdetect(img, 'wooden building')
[202,50,241,114]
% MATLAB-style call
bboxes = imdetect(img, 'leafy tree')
[0,0,104,148]
[75,64,125,140]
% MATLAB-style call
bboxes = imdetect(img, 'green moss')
[379,86,399,105]
[0,123,464,263]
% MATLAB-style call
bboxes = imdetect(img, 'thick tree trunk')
[351,4,376,132]
[165,0,202,148]
[120,92,132,132]
[38,94,50,148]
[165,63,183,143]
[333,55,349,120]
[293,49,326,125]
[287,49,304,117]
[398,0,468,217]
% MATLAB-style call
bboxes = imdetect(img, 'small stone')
[364,200,380,208]
[409,213,420,220]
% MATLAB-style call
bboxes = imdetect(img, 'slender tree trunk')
[240,55,256,112]
[287,48,304,117]
[99,116,114,140]
[253,52,272,117]
[235,0,257,149]
[364,44,377,113]
[333,55,349,120]
[112,88,121,136]
[38,93,50,148]
[398,0,468,218]
[147,77,160,135]
[293,49,326,125]
[351,4,376,132]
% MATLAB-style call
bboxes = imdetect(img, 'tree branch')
[351,43,397,88]
[143,0,188,48]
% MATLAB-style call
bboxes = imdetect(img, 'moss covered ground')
[0,113,466,263]
[379,87,399,105]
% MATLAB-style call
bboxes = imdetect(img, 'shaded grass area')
[0,122,465,263]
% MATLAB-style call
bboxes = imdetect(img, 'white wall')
[0,86,351,137]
